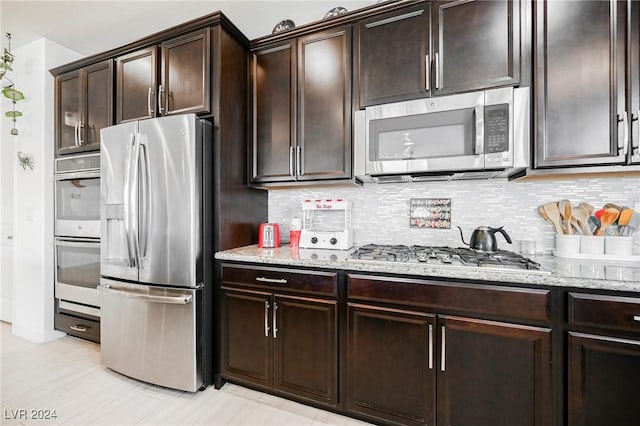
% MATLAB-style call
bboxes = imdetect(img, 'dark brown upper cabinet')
[251,26,352,185]
[432,0,520,96]
[357,0,520,107]
[534,0,637,168]
[115,28,210,123]
[55,59,113,156]
[358,4,431,107]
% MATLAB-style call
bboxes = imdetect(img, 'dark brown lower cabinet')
[347,306,552,426]
[438,316,552,426]
[221,287,338,407]
[568,332,640,426]
[346,303,436,426]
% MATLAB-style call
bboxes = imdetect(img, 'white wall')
[1,39,81,342]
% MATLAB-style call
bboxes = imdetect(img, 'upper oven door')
[55,171,101,238]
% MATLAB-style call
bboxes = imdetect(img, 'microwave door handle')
[474,105,484,155]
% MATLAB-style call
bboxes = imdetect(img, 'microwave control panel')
[484,104,509,154]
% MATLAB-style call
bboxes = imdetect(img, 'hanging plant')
[1,33,24,136]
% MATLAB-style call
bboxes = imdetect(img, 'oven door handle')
[54,171,100,180]
[98,284,193,305]
[54,237,99,248]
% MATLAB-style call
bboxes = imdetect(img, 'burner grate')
[350,244,542,270]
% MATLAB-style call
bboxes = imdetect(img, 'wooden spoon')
[595,208,620,236]
[617,208,634,236]
[578,202,594,216]
[571,206,591,235]
[558,199,573,234]
[540,202,563,234]
[538,205,562,234]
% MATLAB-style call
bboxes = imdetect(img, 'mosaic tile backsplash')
[268,176,640,255]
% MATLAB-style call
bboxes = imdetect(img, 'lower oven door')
[98,278,203,392]
[55,237,100,310]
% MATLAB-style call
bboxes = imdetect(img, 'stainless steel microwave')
[354,87,530,182]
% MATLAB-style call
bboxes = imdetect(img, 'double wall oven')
[54,153,101,342]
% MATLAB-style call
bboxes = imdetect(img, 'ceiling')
[1,0,376,57]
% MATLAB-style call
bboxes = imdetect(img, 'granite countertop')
[215,245,640,293]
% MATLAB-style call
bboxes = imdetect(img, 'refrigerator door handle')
[138,141,152,262]
[98,284,193,305]
[130,133,142,266]
[123,133,138,268]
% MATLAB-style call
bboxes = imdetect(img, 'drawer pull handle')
[633,315,640,322]
[256,277,287,284]
[70,325,87,332]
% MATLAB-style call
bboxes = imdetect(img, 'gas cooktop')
[348,244,547,272]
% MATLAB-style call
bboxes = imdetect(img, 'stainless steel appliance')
[54,152,101,341]
[99,114,213,392]
[348,244,547,272]
[55,153,100,239]
[354,87,530,182]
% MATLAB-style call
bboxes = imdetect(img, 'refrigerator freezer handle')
[98,284,193,305]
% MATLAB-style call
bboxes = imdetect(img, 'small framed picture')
[410,198,451,229]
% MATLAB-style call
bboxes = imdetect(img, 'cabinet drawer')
[347,274,551,323]
[221,264,337,297]
[568,293,640,332]
[54,312,100,343]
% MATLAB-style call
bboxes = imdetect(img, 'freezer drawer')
[98,278,203,392]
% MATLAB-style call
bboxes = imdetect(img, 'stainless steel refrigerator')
[99,114,213,392]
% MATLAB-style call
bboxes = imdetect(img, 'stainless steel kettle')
[457,226,512,252]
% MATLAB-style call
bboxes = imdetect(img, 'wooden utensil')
[595,208,620,236]
[558,199,573,234]
[540,202,563,234]
[618,208,635,236]
[578,202,594,215]
[603,203,623,212]
[538,205,562,234]
[571,206,591,235]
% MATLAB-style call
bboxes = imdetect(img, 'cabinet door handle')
[158,85,165,115]
[632,111,639,156]
[78,122,84,145]
[273,301,278,339]
[74,122,80,147]
[435,52,441,90]
[147,87,155,116]
[70,325,87,332]
[440,325,446,372]
[264,301,270,337]
[633,315,640,322]
[425,54,430,92]
[289,146,295,176]
[296,146,303,176]
[256,277,287,284]
[428,324,433,370]
[618,111,629,156]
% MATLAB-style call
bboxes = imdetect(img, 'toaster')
[258,223,280,248]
